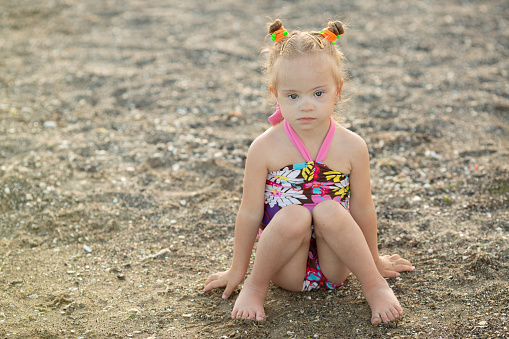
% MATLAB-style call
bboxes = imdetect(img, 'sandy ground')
[0,0,508,338]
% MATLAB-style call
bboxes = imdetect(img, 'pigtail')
[269,19,284,34]
[327,21,345,36]
[267,19,289,44]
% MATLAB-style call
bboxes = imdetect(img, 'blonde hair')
[263,19,346,91]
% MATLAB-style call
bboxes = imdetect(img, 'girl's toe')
[371,313,382,326]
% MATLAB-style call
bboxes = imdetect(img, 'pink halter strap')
[283,117,335,163]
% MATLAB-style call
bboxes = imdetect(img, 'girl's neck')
[288,117,333,158]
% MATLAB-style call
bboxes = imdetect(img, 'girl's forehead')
[280,53,329,70]
[276,54,335,87]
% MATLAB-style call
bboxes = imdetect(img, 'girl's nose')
[300,99,314,112]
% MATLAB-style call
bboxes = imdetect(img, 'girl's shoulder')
[249,123,288,152]
[327,123,369,173]
[247,123,300,172]
[333,123,368,152]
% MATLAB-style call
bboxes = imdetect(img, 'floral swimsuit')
[260,117,351,291]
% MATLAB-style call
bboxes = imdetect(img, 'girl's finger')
[204,279,223,292]
[395,258,411,265]
[222,282,236,299]
[382,270,400,278]
[205,274,218,286]
[396,260,413,269]
[394,263,414,272]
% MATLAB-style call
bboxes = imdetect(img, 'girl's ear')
[270,87,278,98]
[336,80,344,101]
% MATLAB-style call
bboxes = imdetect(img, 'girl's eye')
[315,91,324,97]
[288,94,298,100]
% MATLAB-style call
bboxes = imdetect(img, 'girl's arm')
[348,136,413,277]
[204,138,268,298]
[229,144,267,275]
[348,137,379,260]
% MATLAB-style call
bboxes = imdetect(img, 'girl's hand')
[376,254,414,278]
[204,269,245,300]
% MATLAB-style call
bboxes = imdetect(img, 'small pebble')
[425,150,441,160]
[43,121,57,128]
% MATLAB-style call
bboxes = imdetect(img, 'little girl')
[204,19,413,326]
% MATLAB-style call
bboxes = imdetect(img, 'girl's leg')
[232,204,311,321]
[312,200,403,325]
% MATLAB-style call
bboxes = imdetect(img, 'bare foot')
[231,277,268,321]
[362,279,403,325]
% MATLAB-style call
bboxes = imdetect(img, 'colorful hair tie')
[272,29,288,43]
[321,28,340,45]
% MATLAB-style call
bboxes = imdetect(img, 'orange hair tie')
[321,28,340,45]
[271,29,288,43]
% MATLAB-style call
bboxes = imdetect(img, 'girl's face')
[273,53,342,131]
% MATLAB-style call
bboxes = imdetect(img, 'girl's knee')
[272,205,311,237]
[280,204,312,224]
[313,200,347,218]
[313,200,349,236]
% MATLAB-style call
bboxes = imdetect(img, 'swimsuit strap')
[316,117,336,163]
[283,117,335,163]
[283,120,312,162]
